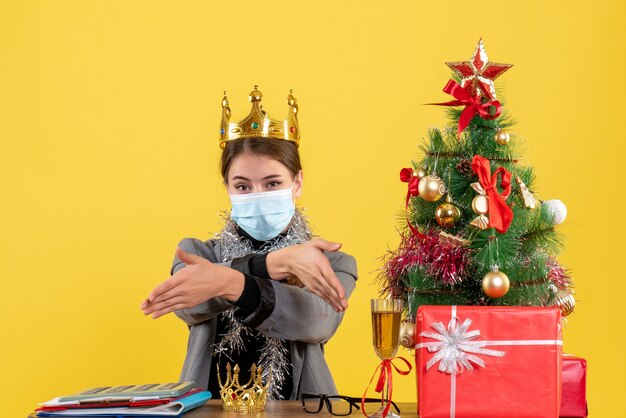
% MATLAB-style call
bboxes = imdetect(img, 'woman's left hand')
[140,247,244,319]
[266,238,347,312]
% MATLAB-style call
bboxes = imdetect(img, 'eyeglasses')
[301,393,400,416]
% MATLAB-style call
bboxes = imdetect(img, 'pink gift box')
[560,355,588,417]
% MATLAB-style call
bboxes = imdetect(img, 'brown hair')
[220,138,302,182]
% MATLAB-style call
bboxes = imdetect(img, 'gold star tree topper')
[446,38,512,100]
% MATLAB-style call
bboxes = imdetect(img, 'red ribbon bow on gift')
[471,155,513,233]
[430,79,503,137]
[399,168,426,239]
[361,357,412,418]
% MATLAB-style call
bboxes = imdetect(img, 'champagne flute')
[370,298,403,418]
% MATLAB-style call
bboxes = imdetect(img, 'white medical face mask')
[229,184,296,241]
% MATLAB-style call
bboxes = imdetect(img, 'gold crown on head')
[219,86,300,149]
[217,363,269,413]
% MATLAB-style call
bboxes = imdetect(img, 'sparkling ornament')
[435,195,461,228]
[418,174,446,202]
[446,38,513,100]
[543,199,567,225]
[399,320,416,348]
[494,128,510,145]
[515,175,538,209]
[482,267,510,298]
[553,289,576,317]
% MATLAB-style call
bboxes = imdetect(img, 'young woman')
[140,87,357,400]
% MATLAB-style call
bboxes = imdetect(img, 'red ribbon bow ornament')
[399,168,426,239]
[471,155,513,233]
[399,168,420,209]
[430,79,503,137]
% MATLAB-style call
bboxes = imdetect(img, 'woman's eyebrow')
[262,174,283,180]
[231,174,283,181]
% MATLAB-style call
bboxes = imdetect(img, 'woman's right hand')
[140,247,244,319]
[266,238,347,312]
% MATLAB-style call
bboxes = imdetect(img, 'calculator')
[58,382,195,402]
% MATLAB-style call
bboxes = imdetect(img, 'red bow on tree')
[471,155,514,233]
[399,168,419,209]
[430,80,502,137]
[399,168,426,239]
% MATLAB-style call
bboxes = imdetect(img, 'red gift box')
[560,355,588,417]
[415,306,562,418]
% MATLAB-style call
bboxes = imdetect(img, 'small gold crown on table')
[217,363,270,412]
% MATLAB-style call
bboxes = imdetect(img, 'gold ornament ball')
[399,321,416,348]
[415,168,428,180]
[482,270,510,298]
[472,194,489,215]
[495,129,510,145]
[418,174,446,202]
[435,201,461,228]
[554,289,576,317]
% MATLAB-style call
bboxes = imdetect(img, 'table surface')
[188,400,418,417]
[29,400,419,417]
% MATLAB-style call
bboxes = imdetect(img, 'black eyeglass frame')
[301,393,401,416]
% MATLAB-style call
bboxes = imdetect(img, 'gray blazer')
[171,237,358,399]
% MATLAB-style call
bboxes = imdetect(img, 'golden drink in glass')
[370,299,403,418]
[372,310,401,359]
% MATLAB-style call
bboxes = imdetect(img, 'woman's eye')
[267,181,281,188]
[236,184,250,191]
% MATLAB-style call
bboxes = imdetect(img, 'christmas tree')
[381,39,575,346]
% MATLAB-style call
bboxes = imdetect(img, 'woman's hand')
[266,238,347,312]
[141,247,244,319]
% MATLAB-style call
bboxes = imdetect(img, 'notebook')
[36,391,211,417]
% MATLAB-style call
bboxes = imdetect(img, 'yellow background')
[1,1,624,417]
